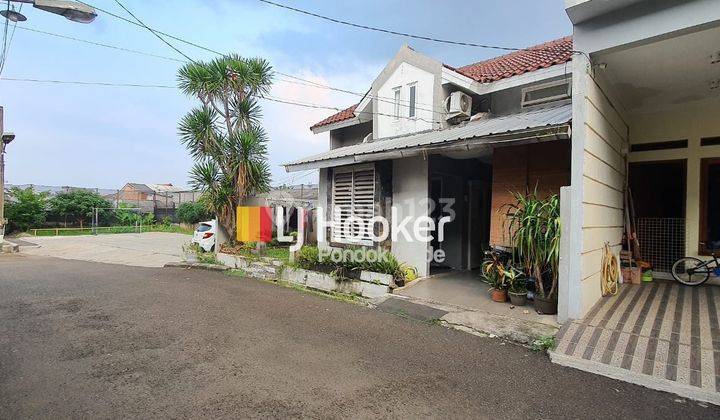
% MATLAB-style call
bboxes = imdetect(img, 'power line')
[111,0,194,62]
[0,76,176,88]
[76,1,444,112]
[16,26,186,63]
[0,76,437,124]
[257,0,523,52]
[0,0,10,74]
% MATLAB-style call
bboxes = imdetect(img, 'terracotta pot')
[534,295,558,315]
[490,288,507,303]
[508,292,527,306]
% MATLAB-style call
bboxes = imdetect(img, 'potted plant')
[503,191,560,314]
[482,250,507,302]
[505,266,527,306]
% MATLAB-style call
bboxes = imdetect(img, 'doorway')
[428,155,491,273]
[628,160,686,273]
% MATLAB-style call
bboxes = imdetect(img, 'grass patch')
[530,335,556,352]
[220,243,290,263]
[30,225,193,237]
[197,251,220,265]
[226,269,247,278]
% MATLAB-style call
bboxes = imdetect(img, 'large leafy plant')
[503,191,560,299]
[177,54,273,240]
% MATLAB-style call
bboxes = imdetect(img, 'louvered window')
[331,166,375,245]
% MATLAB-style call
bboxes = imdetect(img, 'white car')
[192,220,216,252]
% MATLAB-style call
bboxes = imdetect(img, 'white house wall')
[628,96,720,260]
[567,56,630,320]
[391,155,430,278]
[376,62,435,139]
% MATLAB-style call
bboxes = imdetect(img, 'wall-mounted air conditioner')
[445,91,472,121]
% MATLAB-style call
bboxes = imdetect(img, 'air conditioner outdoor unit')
[445,91,472,121]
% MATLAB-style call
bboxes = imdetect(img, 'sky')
[0,0,571,190]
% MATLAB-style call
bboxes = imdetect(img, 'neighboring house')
[285,37,574,289]
[243,184,319,242]
[284,0,720,324]
[115,182,201,217]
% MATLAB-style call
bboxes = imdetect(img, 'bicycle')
[671,245,720,286]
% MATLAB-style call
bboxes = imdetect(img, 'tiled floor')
[395,270,558,327]
[551,281,720,404]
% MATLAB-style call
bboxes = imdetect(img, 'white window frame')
[521,79,571,108]
[331,164,376,246]
[408,82,417,118]
[392,86,401,119]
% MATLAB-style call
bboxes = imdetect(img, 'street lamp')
[0,107,15,242]
[1,0,97,24]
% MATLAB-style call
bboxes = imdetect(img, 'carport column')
[558,52,591,323]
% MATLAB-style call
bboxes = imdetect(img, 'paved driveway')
[19,232,190,267]
[0,255,717,418]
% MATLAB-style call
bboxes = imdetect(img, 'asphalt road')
[1,254,717,419]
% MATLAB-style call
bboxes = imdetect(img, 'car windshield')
[197,224,212,232]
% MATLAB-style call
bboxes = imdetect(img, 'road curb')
[164,261,230,272]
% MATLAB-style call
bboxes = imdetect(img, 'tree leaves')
[177,54,274,237]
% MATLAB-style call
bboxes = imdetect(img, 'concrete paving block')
[360,270,393,286]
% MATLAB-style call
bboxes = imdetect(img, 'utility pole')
[0,106,5,240]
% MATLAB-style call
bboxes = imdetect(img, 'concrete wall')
[376,62,435,138]
[391,155,430,277]
[329,121,373,149]
[490,75,571,116]
[628,96,720,259]
[317,168,331,248]
[370,45,445,140]
[567,57,630,320]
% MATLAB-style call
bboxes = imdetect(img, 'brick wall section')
[489,140,571,246]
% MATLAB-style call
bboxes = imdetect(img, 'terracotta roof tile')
[454,36,573,83]
[310,104,358,130]
[310,36,573,129]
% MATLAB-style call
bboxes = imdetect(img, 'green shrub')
[162,216,172,227]
[295,246,320,269]
[176,201,212,224]
[4,187,49,233]
[293,245,414,281]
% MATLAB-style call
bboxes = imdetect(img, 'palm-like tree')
[178,55,273,239]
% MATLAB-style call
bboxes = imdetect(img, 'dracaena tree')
[177,54,273,240]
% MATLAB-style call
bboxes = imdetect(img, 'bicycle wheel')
[671,257,710,286]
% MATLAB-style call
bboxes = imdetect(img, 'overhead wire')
[0,0,10,74]
[74,1,451,113]
[16,26,186,63]
[0,76,436,124]
[257,0,523,52]
[111,0,194,62]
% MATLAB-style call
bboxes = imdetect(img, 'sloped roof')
[309,36,573,130]
[452,36,573,83]
[289,103,571,171]
[125,183,155,194]
[310,104,358,130]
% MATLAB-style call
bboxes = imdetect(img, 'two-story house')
[285,37,574,280]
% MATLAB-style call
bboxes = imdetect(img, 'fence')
[635,217,686,273]
[9,184,202,227]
